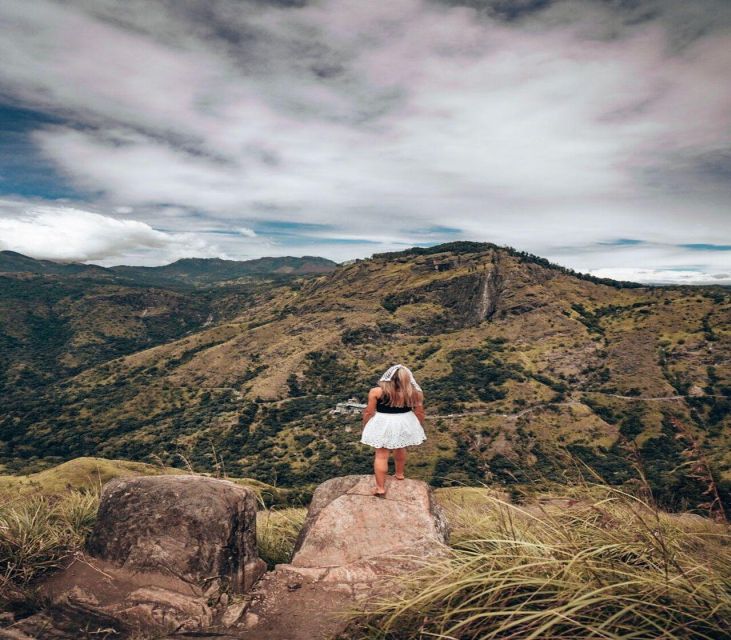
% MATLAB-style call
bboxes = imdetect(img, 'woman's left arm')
[362,388,378,428]
[413,401,426,426]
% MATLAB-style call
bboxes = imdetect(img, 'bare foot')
[371,486,386,497]
[394,474,405,480]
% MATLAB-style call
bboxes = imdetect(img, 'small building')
[330,397,366,415]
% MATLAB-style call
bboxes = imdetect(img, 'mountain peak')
[372,241,499,260]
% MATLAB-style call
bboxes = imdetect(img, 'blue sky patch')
[678,243,731,251]
[0,103,87,199]
[598,238,645,246]
[253,220,335,234]
[419,225,462,235]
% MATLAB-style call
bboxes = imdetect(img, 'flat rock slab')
[290,474,449,572]
[39,553,214,636]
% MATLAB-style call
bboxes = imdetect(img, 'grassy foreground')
[343,486,731,640]
[1,459,730,639]
[0,490,98,607]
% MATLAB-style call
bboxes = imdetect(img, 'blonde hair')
[378,366,423,408]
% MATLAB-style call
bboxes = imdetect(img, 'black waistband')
[376,405,413,414]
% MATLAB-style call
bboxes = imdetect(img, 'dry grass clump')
[346,485,731,639]
[0,489,99,605]
[256,506,307,568]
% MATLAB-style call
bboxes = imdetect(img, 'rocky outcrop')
[383,251,507,328]
[234,475,450,640]
[288,474,449,579]
[7,474,450,640]
[39,475,266,638]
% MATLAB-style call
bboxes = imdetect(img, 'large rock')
[289,474,449,577]
[39,475,266,638]
[231,475,450,640]
[87,475,265,593]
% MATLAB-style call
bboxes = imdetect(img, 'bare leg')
[394,448,407,479]
[373,448,389,494]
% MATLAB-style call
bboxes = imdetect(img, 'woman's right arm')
[362,388,378,428]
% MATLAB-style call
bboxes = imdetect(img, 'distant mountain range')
[0,251,338,286]
[0,250,336,402]
[1,241,729,514]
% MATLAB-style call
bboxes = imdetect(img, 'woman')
[360,364,426,497]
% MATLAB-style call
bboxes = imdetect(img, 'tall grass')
[345,485,731,639]
[256,507,307,569]
[0,490,99,606]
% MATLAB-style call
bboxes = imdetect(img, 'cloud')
[0,0,729,281]
[547,240,731,285]
[0,205,228,265]
[588,268,731,285]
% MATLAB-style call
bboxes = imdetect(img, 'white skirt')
[360,410,426,449]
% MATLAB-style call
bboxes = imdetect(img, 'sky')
[0,0,730,284]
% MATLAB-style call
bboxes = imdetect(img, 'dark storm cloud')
[0,0,728,280]
[693,149,731,183]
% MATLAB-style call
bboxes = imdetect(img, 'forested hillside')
[1,242,729,514]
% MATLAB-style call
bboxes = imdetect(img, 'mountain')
[1,241,729,513]
[0,252,336,399]
[0,250,108,277]
[0,251,338,286]
[111,255,337,286]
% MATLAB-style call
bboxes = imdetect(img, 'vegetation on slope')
[0,251,336,403]
[1,243,729,514]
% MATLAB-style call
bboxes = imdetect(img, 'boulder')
[39,475,266,637]
[86,475,265,593]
